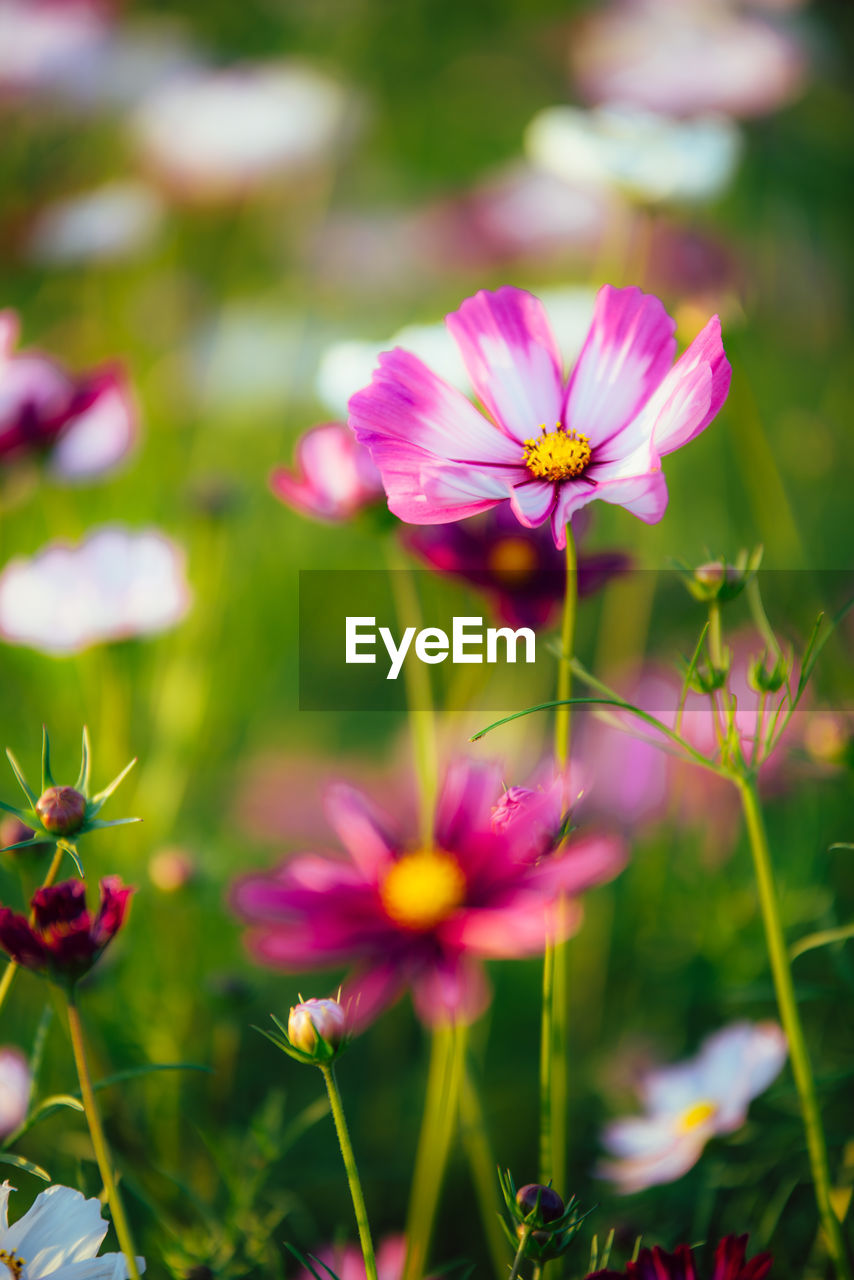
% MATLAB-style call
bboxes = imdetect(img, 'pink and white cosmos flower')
[348,284,730,550]
[599,1021,787,1193]
[271,422,383,523]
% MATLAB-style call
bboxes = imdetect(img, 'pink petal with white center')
[323,783,398,878]
[441,894,582,959]
[649,315,731,456]
[563,285,676,447]
[599,1124,709,1194]
[350,347,522,468]
[411,953,490,1027]
[549,480,603,547]
[595,470,669,522]
[50,369,137,481]
[509,477,556,528]
[694,1021,787,1131]
[445,286,565,445]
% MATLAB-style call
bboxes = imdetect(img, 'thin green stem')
[66,997,140,1280]
[386,541,438,845]
[509,1225,534,1280]
[458,1066,508,1280]
[541,525,576,1192]
[737,778,852,1280]
[403,1024,467,1280]
[319,1064,378,1280]
[0,845,65,1019]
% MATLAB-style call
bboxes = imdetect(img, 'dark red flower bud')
[35,786,87,835]
[515,1183,565,1228]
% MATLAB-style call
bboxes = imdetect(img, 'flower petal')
[650,315,731,456]
[339,962,409,1031]
[3,1184,108,1265]
[411,953,490,1026]
[592,470,669,523]
[508,478,556,528]
[525,833,628,895]
[563,285,676,446]
[323,783,398,878]
[445,286,565,444]
[440,894,582,959]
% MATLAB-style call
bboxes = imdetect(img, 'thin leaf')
[3,1095,85,1148]
[675,621,710,736]
[1,836,50,854]
[279,1095,330,1153]
[57,841,84,877]
[85,817,142,831]
[0,1151,51,1181]
[89,757,137,811]
[28,1004,54,1098]
[41,726,54,791]
[75,726,91,794]
[88,1062,212,1092]
[285,1245,341,1280]
[0,797,31,821]
[5,749,37,807]
[791,923,854,962]
[829,843,854,852]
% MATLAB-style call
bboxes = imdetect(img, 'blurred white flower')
[315,286,597,417]
[599,1021,788,1193]
[526,104,742,204]
[570,0,807,119]
[189,304,307,412]
[0,1180,145,1277]
[27,182,165,265]
[0,527,190,656]
[0,0,108,96]
[132,62,352,201]
[0,1048,29,1139]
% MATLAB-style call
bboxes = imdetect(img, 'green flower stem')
[319,1063,378,1280]
[66,996,141,1280]
[403,1023,467,1280]
[737,777,852,1280]
[540,525,577,1191]
[0,845,65,1019]
[509,1225,534,1280]
[459,1064,508,1280]
[386,541,438,845]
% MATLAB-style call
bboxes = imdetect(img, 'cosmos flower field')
[0,1,852,1278]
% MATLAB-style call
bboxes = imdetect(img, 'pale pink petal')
[550,481,601,547]
[696,1021,787,1130]
[526,833,627,895]
[323,784,398,878]
[340,963,409,1030]
[411,953,491,1026]
[509,478,556,527]
[445,286,565,444]
[593,470,669,523]
[563,285,676,446]
[650,315,731,456]
[50,369,137,481]
[599,1127,709,1194]
[271,422,382,522]
[359,439,513,523]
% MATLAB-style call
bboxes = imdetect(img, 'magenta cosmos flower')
[588,1236,772,1280]
[232,760,625,1027]
[348,285,730,550]
[0,876,133,989]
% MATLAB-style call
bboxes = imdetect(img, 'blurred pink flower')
[0,525,191,655]
[405,505,631,632]
[0,1047,30,1138]
[297,1236,408,1280]
[271,422,383,523]
[599,1021,787,1193]
[132,61,352,202]
[0,310,137,482]
[0,0,110,97]
[232,759,625,1028]
[569,0,806,120]
[349,284,730,550]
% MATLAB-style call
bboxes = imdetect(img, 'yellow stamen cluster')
[380,848,466,930]
[676,1099,718,1135]
[523,423,591,482]
[0,1250,25,1278]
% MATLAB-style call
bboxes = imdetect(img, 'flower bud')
[34,785,87,835]
[288,997,347,1059]
[688,661,728,694]
[515,1183,565,1231]
[748,652,788,694]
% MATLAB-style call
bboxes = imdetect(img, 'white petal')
[2,1185,106,1270]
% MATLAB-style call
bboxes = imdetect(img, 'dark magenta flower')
[404,505,631,630]
[0,310,136,482]
[0,876,133,988]
[232,760,625,1027]
[588,1235,772,1280]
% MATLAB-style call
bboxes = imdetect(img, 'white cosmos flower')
[132,62,351,200]
[315,286,597,417]
[0,527,191,656]
[27,183,164,266]
[0,0,108,95]
[0,1181,144,1278]
[599,1021,787,1194]
[526,103,742,204]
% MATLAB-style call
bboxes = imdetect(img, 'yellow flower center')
[487,537,539,580]
[676,1099,718,1134]
[523,423,591,482]
[380,849,466,930]
[0,1251,25,1279]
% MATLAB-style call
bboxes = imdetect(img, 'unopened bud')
[35,786,86,835]
[748,652,788,694]
[515,1183,565,1231]
[288,997,347,1059]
